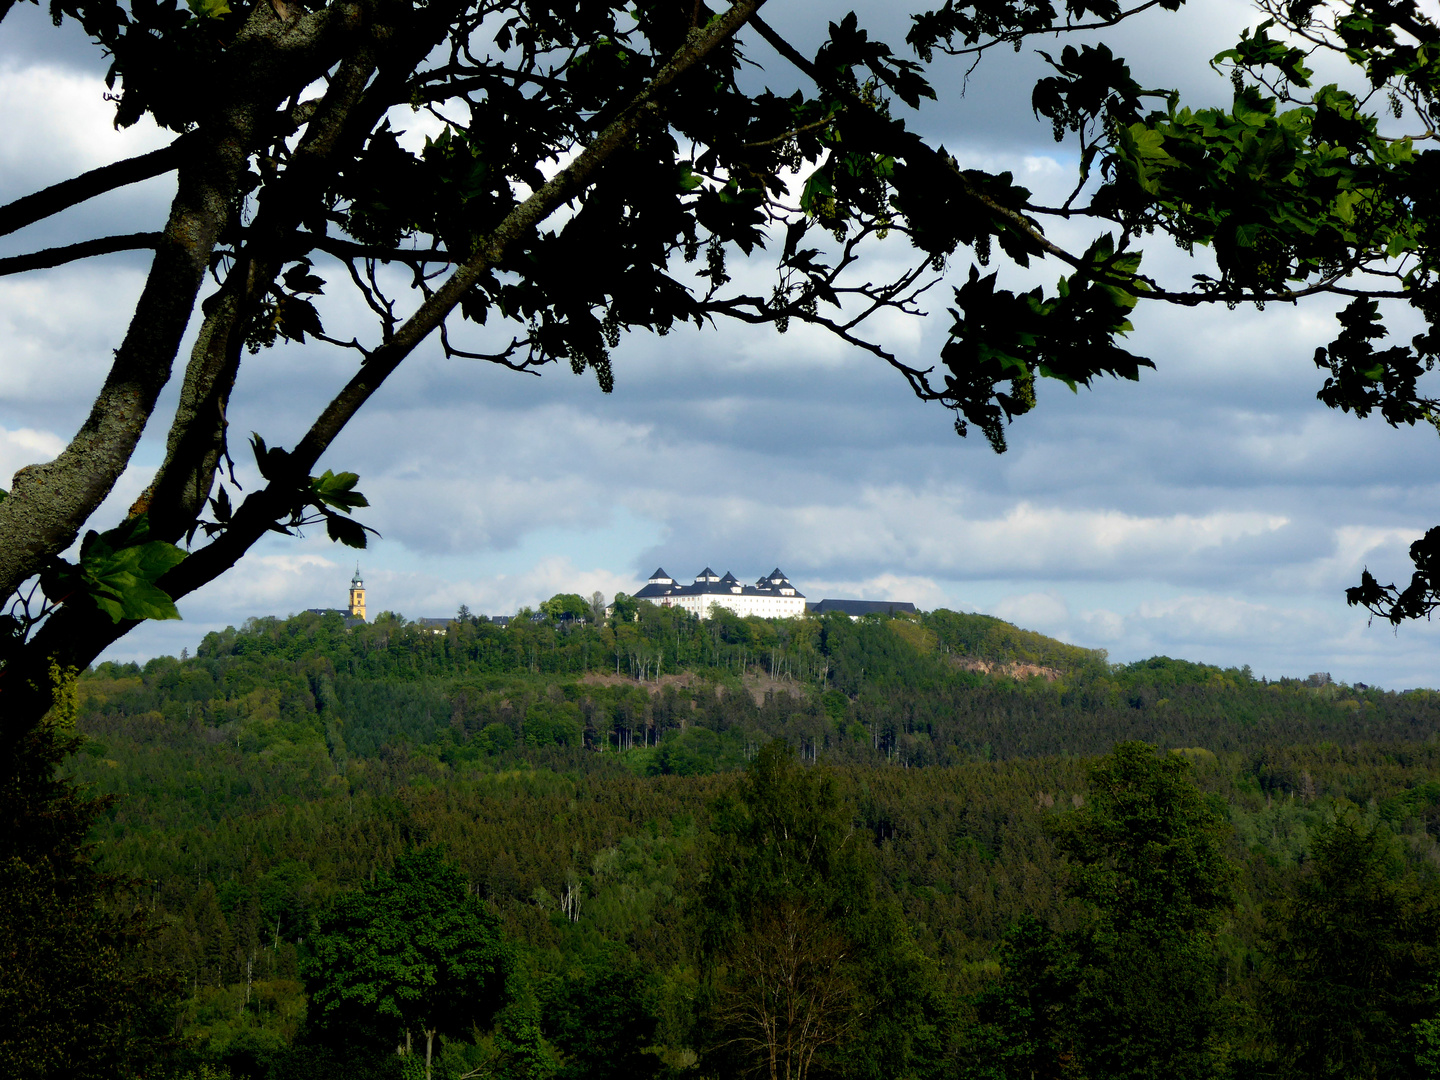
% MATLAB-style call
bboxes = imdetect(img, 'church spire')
[348,565,367,621]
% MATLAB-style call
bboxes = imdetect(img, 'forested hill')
[58,603,1440,1079]
[80,602,1440,794]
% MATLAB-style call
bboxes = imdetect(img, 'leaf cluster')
[36,515,186,627]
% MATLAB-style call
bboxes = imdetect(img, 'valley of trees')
[11,599,1440,1078]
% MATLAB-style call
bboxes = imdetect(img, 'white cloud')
[0,267,151,408]
[640,488,1294,583]
[994,590,1071,630]
[1076,606,1126,644]
[187,549,346,617]
[0,64,170,189]
[445,557,637,615]
[1131,593,1297,644]
[0,423,63,487]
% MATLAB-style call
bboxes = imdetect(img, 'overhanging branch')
[0,142,186,239]
[0,233,161,276]
[305,232,455,265]
[749,14,1083,271]
[159,0,773,605]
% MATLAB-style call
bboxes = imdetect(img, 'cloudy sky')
[3,0,1440,687]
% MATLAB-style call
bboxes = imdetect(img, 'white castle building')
[634,567,806,620]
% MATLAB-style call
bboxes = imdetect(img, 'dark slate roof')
[807,599,917,617]
[664,578,805,601]
[769,568,785,578]
[414,617,452,628]
[489,615,511,626]
[631,563,808,604]
[344,617,366,628]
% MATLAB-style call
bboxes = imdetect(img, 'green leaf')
[251,433,291,482]
[282,260,326,296]
[311,470,370,512]
[800,169,835,216]
[325,514,370,549]
[274,295,325,343]
[209,485,233,524]
[91,577,183,623]
[184,0,230,18]
[76,518,186,623]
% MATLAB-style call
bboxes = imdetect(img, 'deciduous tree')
[1262,812,1440,1080]
[700,740,927,1080]
[304,846,509,1080]
[0,688,178,1078]
[977,742,1238,1080]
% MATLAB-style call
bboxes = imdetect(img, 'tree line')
[18,733,1440,1080]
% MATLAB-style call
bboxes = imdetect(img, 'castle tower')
[349,566,366,621]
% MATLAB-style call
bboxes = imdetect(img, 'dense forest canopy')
[9,600,1440,1077]
[72,599,1440,790]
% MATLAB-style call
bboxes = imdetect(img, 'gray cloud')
[5,7,1440,690]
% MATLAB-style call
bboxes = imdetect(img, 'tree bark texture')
[0,0,369,604]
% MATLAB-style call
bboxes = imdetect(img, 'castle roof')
[632,563,806,605]
[666,574,804,601]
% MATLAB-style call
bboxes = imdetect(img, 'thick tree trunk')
[140,0,459,544]
[0,0,360,605]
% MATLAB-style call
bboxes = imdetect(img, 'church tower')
[349,566,366,621]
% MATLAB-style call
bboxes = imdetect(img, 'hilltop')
[60,601,1440,1079]
[76,601,1437,805]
